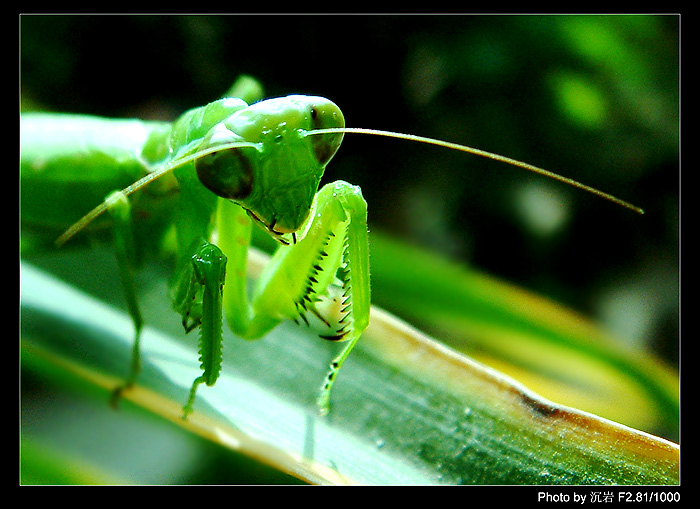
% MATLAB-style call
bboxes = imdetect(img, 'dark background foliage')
[21,14,679,368]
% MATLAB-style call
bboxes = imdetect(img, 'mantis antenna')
[305,127,645,215]
[57,126,643,248]
[55,141,260,247]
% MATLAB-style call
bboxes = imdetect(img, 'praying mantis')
[20,77,643,419]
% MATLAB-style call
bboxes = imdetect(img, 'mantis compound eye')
[307,100,345,167]
[195,123,256,201]
[196,147,254,201]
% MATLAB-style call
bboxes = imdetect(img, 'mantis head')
[55,93,642,249]
[195,96,345,244]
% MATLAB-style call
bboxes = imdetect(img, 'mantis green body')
[20,78,641,418]
[22,84,368,417]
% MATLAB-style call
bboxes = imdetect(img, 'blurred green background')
[21,14,679,365]
[20,14,679,483]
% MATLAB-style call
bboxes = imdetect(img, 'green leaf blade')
[21,258,679,485]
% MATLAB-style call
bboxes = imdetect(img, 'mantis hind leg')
[103,191,144,407]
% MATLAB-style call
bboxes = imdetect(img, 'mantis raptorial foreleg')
[171,237,227,418]
[215,180,370,414]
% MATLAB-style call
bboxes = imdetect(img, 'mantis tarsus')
[20,77,643,419]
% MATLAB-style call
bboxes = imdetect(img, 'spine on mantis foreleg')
[215,180,370,415]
